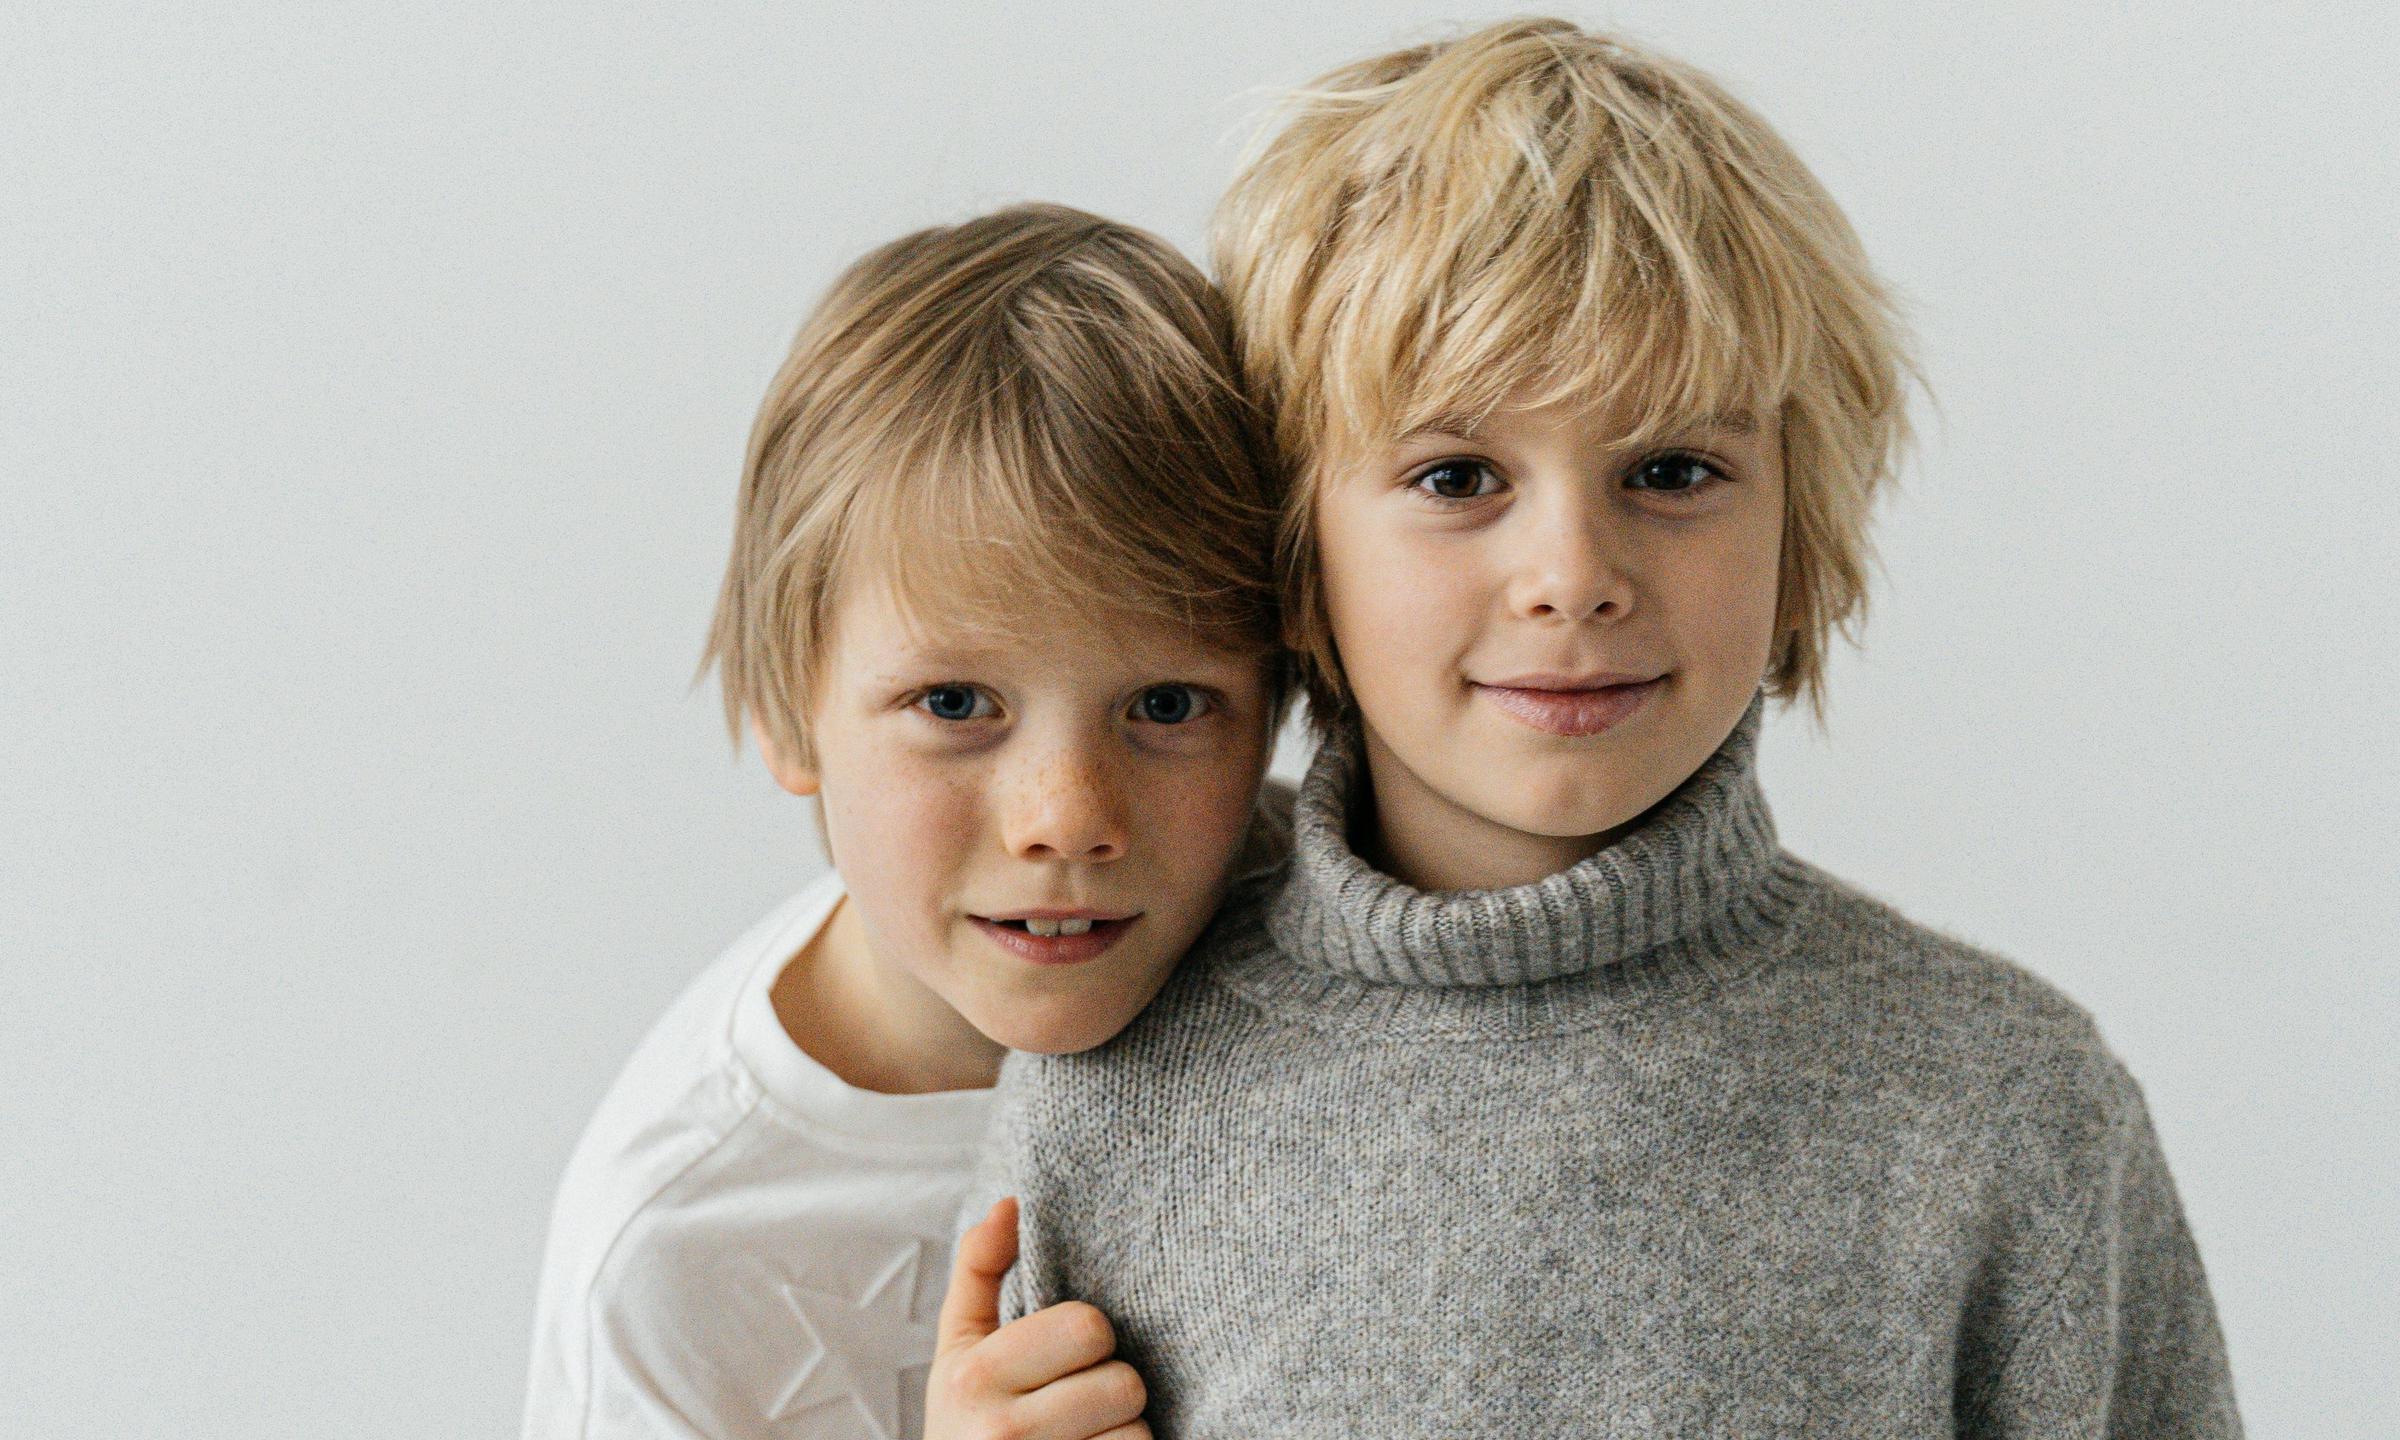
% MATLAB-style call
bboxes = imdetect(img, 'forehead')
[1319,317,1788,462]
[828,571,1258,678]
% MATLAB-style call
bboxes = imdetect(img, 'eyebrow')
[869,635,1256,683]
[1403,411,1486,442]
[865,641,1012,680]
[1396,409,1759,444]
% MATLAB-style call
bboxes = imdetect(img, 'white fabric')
[522,871,995,1440]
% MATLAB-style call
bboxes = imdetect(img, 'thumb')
[934,1196,1019,1356]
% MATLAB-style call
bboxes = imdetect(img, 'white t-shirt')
[522,871,995,1440]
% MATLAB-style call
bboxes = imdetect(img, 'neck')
[1268,691,1781,988]
[771,895,1003,1095]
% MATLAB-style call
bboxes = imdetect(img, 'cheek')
[1318,505,1474,690]
[816,744,982,904]
[1123,736,1273,888]
[1666,512,1785,667]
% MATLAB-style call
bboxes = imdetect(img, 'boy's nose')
[1000,751,1129,863]
[1505,502,1634,621]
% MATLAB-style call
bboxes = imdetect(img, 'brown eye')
[1131,685,1212,725]
[1412,460,1500,500]
[1629,453,1723,494]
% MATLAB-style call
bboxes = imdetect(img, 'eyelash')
[909,683,1219,726]
[1405,451,1730,505]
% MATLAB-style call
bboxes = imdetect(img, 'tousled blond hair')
[702,203,1283,769]
[1213,19,1919,729]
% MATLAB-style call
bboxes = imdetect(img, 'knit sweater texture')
[975,693,2243,1437]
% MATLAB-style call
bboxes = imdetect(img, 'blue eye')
[1410,460,1502,501]
[918,685,994,721]
[1629,453,1724,494]
[1132,685,1212,725]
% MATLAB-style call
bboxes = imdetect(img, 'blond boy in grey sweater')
[947,20,2242,1438]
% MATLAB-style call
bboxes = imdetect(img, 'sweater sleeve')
[1958,1073,2243,1438]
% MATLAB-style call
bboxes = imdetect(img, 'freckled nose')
[1003,749,1128,862]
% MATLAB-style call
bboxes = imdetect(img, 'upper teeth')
[1024,917,1094,937]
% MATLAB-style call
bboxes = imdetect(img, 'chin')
[978,1004,1137,1057]
[1466,767,1652,841]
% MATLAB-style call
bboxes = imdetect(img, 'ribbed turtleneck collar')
[1263,690,1784,989]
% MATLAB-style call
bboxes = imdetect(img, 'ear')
[749,715,821,798]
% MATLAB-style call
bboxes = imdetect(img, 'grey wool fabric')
[974,691,2243,1437]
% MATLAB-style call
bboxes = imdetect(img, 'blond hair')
[702,203,1283,768]
[1213,19,1919,728]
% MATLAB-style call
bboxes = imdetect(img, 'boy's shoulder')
[548,877,843,1214]
[1786,858,2103,1035]
[1772,856,2147,1128]
[525,873,989,1434]
[530,879,830,1331]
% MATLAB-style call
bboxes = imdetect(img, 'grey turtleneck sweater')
[973,694,2242,1437]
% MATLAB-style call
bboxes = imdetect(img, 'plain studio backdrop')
[5,2,2394,1435]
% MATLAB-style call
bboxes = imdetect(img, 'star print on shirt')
[768,1240,937,1439]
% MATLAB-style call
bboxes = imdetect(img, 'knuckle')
[1102,1360,1148,1410]
[1056,1300,1115,1352]
[946,1348,995,1396]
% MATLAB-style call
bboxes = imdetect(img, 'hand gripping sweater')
[975,693,2243,1437]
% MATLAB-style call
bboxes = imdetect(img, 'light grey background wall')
[5,2,2393,1434]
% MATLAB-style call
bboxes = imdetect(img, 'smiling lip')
[968,913,1140,966]
[1473,673,1665,737]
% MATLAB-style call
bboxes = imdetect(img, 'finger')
[980,1300,1117,1393]
[934,1197,1019,1356]
[1010,1358,1147,1439]
[1089,1424,1153,1440]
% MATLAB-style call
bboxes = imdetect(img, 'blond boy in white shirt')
[521,203,1292,1440]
